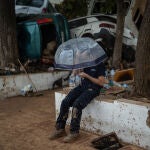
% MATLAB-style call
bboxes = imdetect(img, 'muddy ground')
[0,89,97,150]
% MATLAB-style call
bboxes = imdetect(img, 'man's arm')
[79,72,106,86]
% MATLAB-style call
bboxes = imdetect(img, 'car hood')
[15,5,40,14]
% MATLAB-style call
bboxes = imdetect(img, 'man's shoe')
[49,129,66,140]
[63,133,79,143]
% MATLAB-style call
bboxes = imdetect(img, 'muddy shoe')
[63,133,80,143]
[49,129,66,140]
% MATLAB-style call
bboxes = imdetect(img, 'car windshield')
[16,0,44,8]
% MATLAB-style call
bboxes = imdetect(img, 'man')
[49,62,106,143]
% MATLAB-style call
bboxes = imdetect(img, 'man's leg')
[63,88,99,142]
[56,86,83,129]
[49,86,83,140]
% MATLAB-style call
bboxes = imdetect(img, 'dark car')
[17,13,70,62]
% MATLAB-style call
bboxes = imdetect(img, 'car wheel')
[82,34,94,39]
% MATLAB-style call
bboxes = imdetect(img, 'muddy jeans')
[56,85,100,133]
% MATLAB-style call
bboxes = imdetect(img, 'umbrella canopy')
[54,37,107,70]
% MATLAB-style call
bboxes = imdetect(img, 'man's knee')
[72,100,85,110]
[61,99,69,108]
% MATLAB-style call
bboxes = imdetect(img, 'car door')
[55,14,70,44]
[96,15,116,32]
[69,18,87,38]
[17,21,41,60]
[86,16,100,36]
[80,17,94,37]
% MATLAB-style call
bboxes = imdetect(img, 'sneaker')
[49,129,66,140]
[63,133,80,143]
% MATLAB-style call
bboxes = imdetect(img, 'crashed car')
[15,0,56,15]
[17,13,70,64]
[68,14,137,50]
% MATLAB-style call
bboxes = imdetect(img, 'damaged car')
[68,14,137,50]
[15,0,56,14]
[17,13,70,68]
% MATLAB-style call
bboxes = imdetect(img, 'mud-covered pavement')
[0,89,97,150]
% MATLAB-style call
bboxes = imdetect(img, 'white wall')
[0,71,69,99]
[55,92,150,150]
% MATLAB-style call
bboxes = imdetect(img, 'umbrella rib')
[89,43,94,64]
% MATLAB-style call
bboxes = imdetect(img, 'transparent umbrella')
[54,37,107,70]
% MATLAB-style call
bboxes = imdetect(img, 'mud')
[0,89,97,150]
[146,110,150,128]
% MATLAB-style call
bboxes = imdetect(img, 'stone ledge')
[0,71,68,99]
[55,91,150,150]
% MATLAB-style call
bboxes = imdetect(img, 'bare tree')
[135,0,150,98]
[0,0,18,68]
[112,0,126,69]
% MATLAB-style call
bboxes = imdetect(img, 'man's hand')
[78,72,88,78]
[79,72,106,86]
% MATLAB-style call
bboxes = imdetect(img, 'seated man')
[49,62,106,143]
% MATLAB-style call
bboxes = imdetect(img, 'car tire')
[82,34,94,39]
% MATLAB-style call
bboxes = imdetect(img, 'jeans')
[56,85,100,133]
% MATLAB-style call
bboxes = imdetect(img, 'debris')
[20,84,33,96]
[18,59,43,97]
[119,145,143,150]
[41,40,57,65]
[0,63,18,75]
[113,68,135,83]
[52,72,71,90]
[91,132,122,150]
[104,86,125,95]
[48,67,54,72]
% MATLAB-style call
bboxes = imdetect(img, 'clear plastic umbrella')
[54,37,107,70]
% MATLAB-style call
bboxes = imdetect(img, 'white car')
[68,14,137,49]
[15,0,56,15]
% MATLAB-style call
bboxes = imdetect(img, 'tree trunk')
[0,0,18,68]
[135,0,150,98]
[112,0,125,69]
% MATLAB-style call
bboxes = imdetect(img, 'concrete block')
[55,92,150,150]
[0,71,69,99]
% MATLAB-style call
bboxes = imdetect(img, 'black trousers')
[56,85,100,133]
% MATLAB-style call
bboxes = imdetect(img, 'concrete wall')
[0,71,69,99]
[55,92,150,150]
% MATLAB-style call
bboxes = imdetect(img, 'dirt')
[0,89,97,150]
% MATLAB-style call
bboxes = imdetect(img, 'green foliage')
[55,0,87,20]
[98,0,116,14]
[105,0,116,13]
